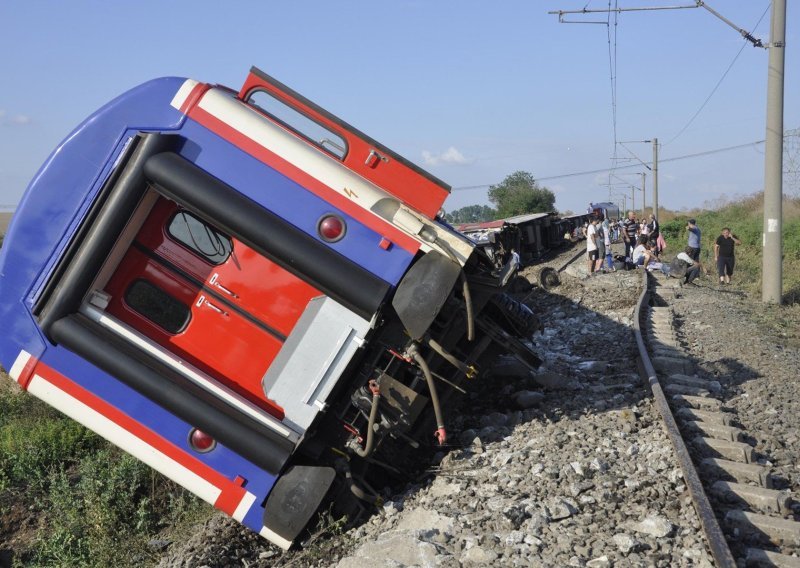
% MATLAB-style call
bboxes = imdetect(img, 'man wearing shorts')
[586,217,599,274]
[595,217,606,272]
[714,227,741,285]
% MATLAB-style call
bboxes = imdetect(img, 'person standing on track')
[586,217,599,275]
[622,211,639,261]
[714,227,741,285]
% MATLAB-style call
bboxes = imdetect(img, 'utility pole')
[762,0,787,304]
[641,173,647,218]
[630,186,635,213]
[652,139,659,221]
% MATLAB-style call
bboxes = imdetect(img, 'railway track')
[634,271,800,567]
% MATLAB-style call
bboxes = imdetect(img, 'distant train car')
[589,202,620,221]
[0,67,541,549]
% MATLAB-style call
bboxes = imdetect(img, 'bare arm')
[714,243,720,259]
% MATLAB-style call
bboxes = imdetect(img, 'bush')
[0,390,99,491]
[32,449,165,566]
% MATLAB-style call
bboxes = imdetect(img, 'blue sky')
[0,1,796,215]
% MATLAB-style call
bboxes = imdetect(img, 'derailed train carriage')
[0,67,542,549]
[458,212,590,269]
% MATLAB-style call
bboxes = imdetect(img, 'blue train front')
[0,67,540,548]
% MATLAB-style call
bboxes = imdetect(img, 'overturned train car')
[0,67,542,549]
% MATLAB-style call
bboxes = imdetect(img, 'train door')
[102,197,322,418]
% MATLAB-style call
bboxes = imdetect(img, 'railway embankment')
[160,243,797,567]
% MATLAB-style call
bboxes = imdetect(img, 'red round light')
[318,215,345,242]
[189,428,216,453]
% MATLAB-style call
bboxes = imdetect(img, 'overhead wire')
[452,138,769,190]
[664,3,771,146]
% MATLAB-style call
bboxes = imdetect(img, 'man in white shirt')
[675,248,701,285]
[586,217,599,274]
[631,235,654,267]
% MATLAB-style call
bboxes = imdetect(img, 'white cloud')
[1,111,32,126]
[421,146,474,166]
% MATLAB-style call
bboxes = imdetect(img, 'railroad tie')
[676,407,734,426]
[664,383,711,397]
[701,458,773,488]
[711,480,791,514]
[664,374,722,393]
[683,421,743,442]
[745,548,800,568]
[672,394,722,411]
[726,510,800,546]
[652,356,693,375]
[692,436,755,463]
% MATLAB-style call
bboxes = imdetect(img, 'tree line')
[444,170,556,224]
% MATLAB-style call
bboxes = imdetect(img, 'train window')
[168,211,232,265]
[125,279,190,334]
[247,90,347,159]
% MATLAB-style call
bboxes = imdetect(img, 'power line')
[665,3,771,146]
[452,138,767,191]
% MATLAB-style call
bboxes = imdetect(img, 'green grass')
[659,194,800,303]
[0,385,206,567]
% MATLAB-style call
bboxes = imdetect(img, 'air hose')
[408,344,447,445]
[459,271,475,341]
[353,380,381,459]
[338,460,382,506]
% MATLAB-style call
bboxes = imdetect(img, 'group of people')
[583,211,660,275]
[679,219,742,286]
[584,212,742,287]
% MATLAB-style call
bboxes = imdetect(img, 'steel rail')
[633,271,736,568]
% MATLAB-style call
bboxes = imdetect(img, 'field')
[0,212,12,238]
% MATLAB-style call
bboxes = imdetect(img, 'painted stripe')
[170,79,199,112]
[27,372,222,504]
[231,491,258,522]
[189,90,422,254]
[260,526,293,551]
[28,362,268,525]
[82,304,299,442]
[9,350,32,382]
[214,483,247,516]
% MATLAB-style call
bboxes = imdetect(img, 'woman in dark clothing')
[646,214,660,256]
[714,227,741,285]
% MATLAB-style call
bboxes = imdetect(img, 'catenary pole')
[652,139,659,221]
[762,0,786,304]
[641,173,647,218]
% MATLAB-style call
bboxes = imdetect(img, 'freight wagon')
[0,67,541,549]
